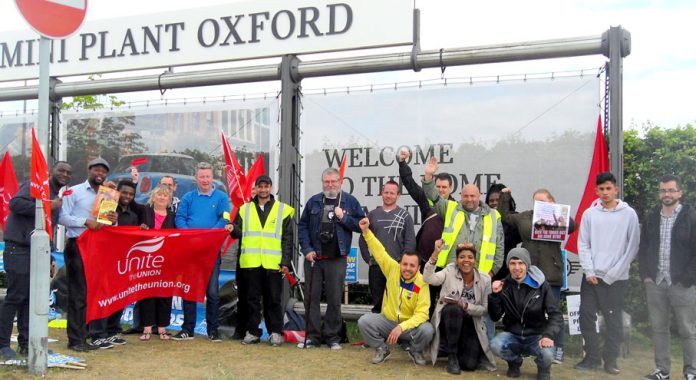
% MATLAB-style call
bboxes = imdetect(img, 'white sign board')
[1,0,413,81]
[566,294,581,335]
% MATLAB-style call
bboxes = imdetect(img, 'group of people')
[0,151,694,380]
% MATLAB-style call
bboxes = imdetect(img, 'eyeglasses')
[659,189,680,194]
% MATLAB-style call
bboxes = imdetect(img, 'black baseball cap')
[255,175,272,186]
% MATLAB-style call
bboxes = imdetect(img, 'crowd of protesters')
[1,150,694,380]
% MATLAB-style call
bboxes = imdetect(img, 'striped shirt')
[656,204,682,285]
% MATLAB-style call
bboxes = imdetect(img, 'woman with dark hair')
[498,186,576,363]
[424,241,496,374]
[137,184,176,341]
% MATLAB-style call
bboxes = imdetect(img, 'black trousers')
[579,275,627,364]
[441,303,483,371]
[238,267,284,336]
[138,297,172,328]
[0,243,30,348]
[64,238,89,346]
[368,265,387,313]
[88,309,124,339]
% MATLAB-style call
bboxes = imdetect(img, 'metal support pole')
[605,27,631,197]
[28,36,51,375]
[278,55,302,305]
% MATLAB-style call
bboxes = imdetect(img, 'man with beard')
[59,158,117,351]
[489,248,562,380]
[235,175,294,347]
[87,180,143,347]
[0,161,72,359]
[298,167,365,349]
[639,174,696,380]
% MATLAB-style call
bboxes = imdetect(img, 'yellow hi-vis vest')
[239,201,295,270]
[437,202,499,273]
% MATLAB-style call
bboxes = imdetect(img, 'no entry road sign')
[15,0,87,39]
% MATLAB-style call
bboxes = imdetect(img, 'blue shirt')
[175,186,231,229]
[59,180,98,238]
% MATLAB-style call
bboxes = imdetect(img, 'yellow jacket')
[363,230,430,331]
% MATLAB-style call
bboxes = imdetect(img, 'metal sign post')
[28,36,52,376]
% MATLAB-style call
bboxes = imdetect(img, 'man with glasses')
[639,175,696,380]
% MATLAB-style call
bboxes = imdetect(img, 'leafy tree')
[62,95,145,184]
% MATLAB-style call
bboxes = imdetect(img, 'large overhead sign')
[1,0,413,82]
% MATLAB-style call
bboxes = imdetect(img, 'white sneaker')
[269,333,283,347]
[329,342,342,350]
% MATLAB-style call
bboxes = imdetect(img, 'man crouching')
[357,217,434,365]
[489,248,562,380]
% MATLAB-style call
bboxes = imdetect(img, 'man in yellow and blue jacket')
[357,217,434,366]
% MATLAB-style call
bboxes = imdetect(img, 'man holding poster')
[59,158,117,352]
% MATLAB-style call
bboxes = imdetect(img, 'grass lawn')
[0,325,679,379]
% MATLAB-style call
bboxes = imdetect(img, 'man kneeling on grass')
[357,217,434,365]
[488,248,562,380]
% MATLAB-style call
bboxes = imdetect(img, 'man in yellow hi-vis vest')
[421,156,504,277]
[236,175,295,347]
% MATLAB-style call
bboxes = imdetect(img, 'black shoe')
[17,345,28,356]
[537,365,551,380]
[68,343,93,352]
[446,355,461,375]
[574,358,600,371]
[209,332,223,343]
[506,359,522,378]
[604,361,621,375]
[172,331,194,341]
[91,338,114,349]
[107,335,127,345]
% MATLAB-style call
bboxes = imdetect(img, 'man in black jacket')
[489,247,562,380]
[0,161,72,359]
[638,174,696,380]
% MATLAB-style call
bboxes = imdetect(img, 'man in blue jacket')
[298,167,364,349]
[173,162,232,342]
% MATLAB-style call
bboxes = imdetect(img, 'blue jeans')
[182,255,220,335]
[490,331,555,368]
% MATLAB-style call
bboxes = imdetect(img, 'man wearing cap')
[234,175,294,346]
[0,161,72,359]
[488,248,562,380]
[59,157,117,351]
[174,162,233,342]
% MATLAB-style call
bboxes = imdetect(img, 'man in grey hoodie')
[576,172,640,375]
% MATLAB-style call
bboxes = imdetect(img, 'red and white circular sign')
[15,0,88,39]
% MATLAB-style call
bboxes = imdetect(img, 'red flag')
[0,152,19,231]
[221,132,247,208]
[243,154,265,202]
[339,152,347,184]
[565,116,609,254]
[78,227,229,322]
[30,129,53,240]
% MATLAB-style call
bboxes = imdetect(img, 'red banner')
[30,128,53,240]
[243,153,265,201]
[564,116,609,254]
[78,227,229,322]
[0,151,19,231]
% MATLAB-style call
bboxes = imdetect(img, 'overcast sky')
[1,0,694,129]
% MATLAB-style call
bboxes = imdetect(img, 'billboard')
[300,75,599,290]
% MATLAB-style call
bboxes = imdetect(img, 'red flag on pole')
[221,132,247,209]
[565,116,609,254]
[243,153,265,202]
[30,128,53,240]
[339,152,347,184]
[0,151,19,231]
